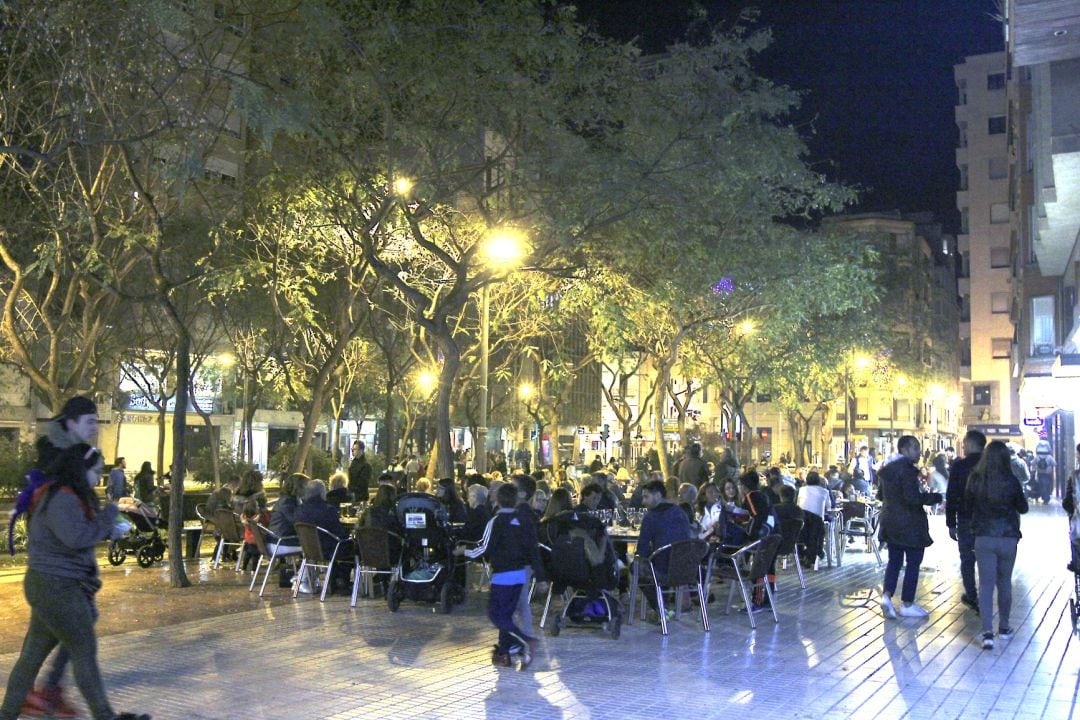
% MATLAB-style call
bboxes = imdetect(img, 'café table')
[606,525,641,624]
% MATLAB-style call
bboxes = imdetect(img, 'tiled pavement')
[1,505,1077,720]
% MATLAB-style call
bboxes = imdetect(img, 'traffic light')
[600,423,610,442]
[759,429,769,440]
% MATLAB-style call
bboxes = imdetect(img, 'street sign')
[1022,417,1045,427]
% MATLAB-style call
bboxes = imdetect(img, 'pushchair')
[108,497,167,568]
[386,493,465,614]
[539,511,622,639]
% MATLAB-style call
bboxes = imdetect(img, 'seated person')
[773,485,804,525]
[435,477,468,523]
[724,470,775,547]
[325,471,354,507]
[677,483,698,527]
[635,480,693,612]
[360,484,398,531]
[796,472,830,565]
[294,479,352,592]
[697,483,726,542]
[268,473,307,587]
[460,484,491,543]
[576,483,603,514]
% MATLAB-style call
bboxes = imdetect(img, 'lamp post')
[475,228,528,474]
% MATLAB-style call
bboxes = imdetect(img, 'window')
[1031,295,1055,355]
[992,338,1011,359]
[991,292,1009,314]
[990,203,1010,224]
[973,384,991,406]
[988,116,1007,135]
[960,293,970,321]
[960,208,970,234]
[957,80,967,105]
[959,164,968,190]
[989,156,1008,179]
[990,247,1011,268]
[960,343,972,366]
[958,121,968,148]
[960,252,970,278]
[987,72,1006,90]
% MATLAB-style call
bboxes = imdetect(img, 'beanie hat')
[51,395,97,423]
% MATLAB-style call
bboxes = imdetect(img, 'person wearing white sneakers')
[876,436,942,620]
[964,440,1028,650]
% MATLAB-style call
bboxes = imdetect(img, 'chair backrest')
[294,522,326,563]
[662,539,710,586]
[195,503,209,523]
[747,534,782,580]
[249,521,273,557]
[213,508,245,543]
[776,517,805,555]
[841,501,868,519]
[355,526,396,569]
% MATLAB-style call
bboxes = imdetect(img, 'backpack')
[7,469,49,555]
[1037,456,1049,472]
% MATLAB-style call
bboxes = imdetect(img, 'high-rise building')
[1004,1,1080,489]
[953,51,1020,439]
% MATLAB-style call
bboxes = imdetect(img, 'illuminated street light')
[416,369,438,396]
[854,355,872,370]
[737,319,756,336]
[476,227,529,475]
[393,177,413,196]
[216,353,236,367]
[518,382,535,401]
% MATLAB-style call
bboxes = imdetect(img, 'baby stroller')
[108,497,167,568]
[386,493,464,614]
[540,511,622,639]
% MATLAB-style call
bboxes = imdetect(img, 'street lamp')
[475,228,529,474]
[393,177,413,196]
[416,369,438,397]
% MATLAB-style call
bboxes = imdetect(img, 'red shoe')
[21,686,79,718]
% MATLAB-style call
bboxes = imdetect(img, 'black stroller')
[540,511,622,639]
[108,497,167,568]
[386,493,465,614]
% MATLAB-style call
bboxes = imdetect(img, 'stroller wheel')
[547,617,560,637]
[136,546,156,568]
[439,583,453,614]
[610,616,621,640]
[387,580,401,612]
[108,541,126,566]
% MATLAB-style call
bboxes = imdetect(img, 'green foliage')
[0,438,35,500]
[268,442,335,482]
[187,444,256,487]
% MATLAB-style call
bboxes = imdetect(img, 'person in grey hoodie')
[965,440,1029,650]
[0,443,150,720]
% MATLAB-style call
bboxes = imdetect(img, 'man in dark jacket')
[347,441,372,502]
[946,429,986,612]
[877,436,942,620]
[294,480,352,591]
[636,480,692,605]
[677,443,709,487]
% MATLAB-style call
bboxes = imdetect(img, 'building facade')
[954,52,1021,438]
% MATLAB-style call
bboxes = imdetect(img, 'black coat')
[965,470,1028,538]
[348,456,372,499]
[877,457,941,549]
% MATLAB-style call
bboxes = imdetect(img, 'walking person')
[965,440,1029,649]
[946,429,986,613]
[0,443,150,720]
[877,436,943,619]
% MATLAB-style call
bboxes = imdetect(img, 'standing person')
[132,462,155,503]
[0,443,150,720]
[877,436,943,620]
[455,484,538,669]
[849,446,874,494]
[1064,443,1080,572]
[946,429,986,613]
[677,442,709,487]
[105,458,127,501]
[347,441,372,502]
[1032,443,1056,504]
[965,440,1029,649]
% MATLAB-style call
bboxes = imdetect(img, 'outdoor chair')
[247,521,301,597]
[776,516,807,590]
[294,522,355,602]
[709,534,782,629]
[841,501,882,566]
[641,538,711,636]
[351,526,402,607]
[211,508,245,571]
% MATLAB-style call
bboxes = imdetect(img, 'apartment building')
[954,52,1020,439]
[1004,1,1080,490]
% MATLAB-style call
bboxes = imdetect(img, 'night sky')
[570,0,1004,233]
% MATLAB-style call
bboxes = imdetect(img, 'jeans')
[974,535,1018,634]
[488,583,532,655]
[883,544,925,604]
[0,570,114,720]
[956,524,978,599]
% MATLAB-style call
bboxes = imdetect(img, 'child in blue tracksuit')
[455,483,537,668]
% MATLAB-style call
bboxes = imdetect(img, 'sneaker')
[880,595,897,620]
[897,603,929,618]
[490,645,511,667]
[19,689,53,718]
[518,639,535,670]
[739,602,767,614]
[998,627,1014,641]
[980,632,994,650]
[960,593,980,613]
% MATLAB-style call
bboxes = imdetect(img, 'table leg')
[626,558,639,626]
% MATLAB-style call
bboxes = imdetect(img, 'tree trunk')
[112,411,124,462]
[167,329,191,589]
[156,406,167,480]
[621,425,633,464]
[549,406,561,477]
[653,361,674,495]
[382,383,396,461]
[432,332,460,479]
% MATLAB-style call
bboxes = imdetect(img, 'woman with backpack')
[0,443,150,720]
[965,440,1029,650]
